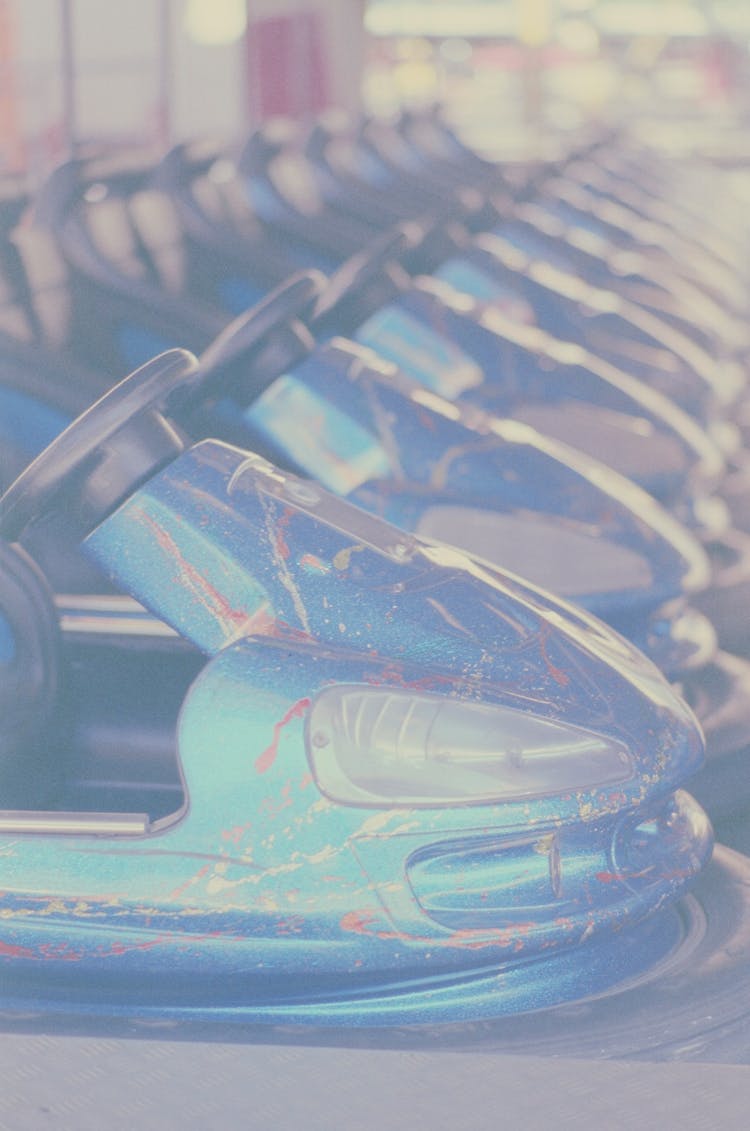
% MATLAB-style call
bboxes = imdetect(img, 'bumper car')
[309,238,750,658]
[200,132,750,547]
[373,110,750,333]
[0,278,746,831]
[239,116,743,420]
[396,112,750,533]
[312,111,746,360]
[28,156,727,521]
[4,170,750,823]
[0,348,724,1028]
[349,114,750,458]
[245,114,750,527]
[5,163,729,649]
[158,132,750,561]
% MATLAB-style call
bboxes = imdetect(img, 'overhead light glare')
[185,0,247,46]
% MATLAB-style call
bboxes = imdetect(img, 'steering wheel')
[239,121,299,177]
[314,224,421,324]
[0,272,326,543]
[196,270,323,392]
[0,349,197,543]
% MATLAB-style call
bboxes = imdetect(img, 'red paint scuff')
[255,698,312,773]
[0,938,35,959]
[138,510,276,637]
[363,664,454,692]
[169,863,212,901]
[339,910,539,951]
[274,508,294,561]
[340,910,377,934]
[539,624,570,687]
[299,553,328,573]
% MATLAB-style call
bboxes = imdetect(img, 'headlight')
[307,686,633,807]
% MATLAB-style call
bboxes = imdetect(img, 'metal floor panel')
[1,1036,749,1131]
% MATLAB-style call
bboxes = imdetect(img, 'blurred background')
[1,0,749,182]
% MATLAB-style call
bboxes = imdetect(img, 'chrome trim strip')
[0,811,150,835]
[55,594,178,638]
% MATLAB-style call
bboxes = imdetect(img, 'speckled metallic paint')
[203,339,750,815]
[344,117,739,424]
[0,437,712,1023]
[237,125,732,456]
[329,273,750,659]
[0,334,713,671]
[2,334,744,818]
[350,281,724,508]
[439,244,733,420]
[237,339,709,630]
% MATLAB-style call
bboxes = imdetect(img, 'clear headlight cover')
[307,686,634,807]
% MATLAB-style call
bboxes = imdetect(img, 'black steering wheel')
[0,349,198,543]
[313,225,421,324]
[196,270,323,391]
[0,272,326,543]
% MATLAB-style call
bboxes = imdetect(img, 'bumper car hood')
[0,352,711,1023]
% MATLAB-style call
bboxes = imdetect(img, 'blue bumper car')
[1,240,748,824]
[0,349,719,1026]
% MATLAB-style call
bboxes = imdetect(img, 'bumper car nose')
[0,350,713,1024]
[3,281,748,827]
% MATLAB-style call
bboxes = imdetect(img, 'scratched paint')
[1,438,709,1023]
[255,698,312,773]
[138,508,276,638]
[299,553,329,574]
[332,544,365,570]
[258,492,312,635]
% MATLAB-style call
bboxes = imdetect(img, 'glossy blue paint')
[4,334,742,806]
[82,439,700,680]
[491,207,737,362]
[0,613,15,662]
[238,118,739,426]
[396,111,745,323]
[0,303,714,674]
[343,281,723,514]
[232,337,711,662]
[0,434,712,1023]
[430,240,738,425]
